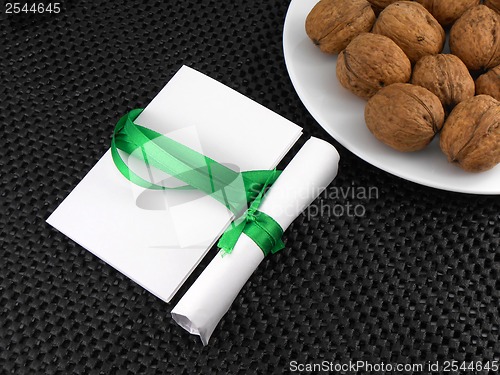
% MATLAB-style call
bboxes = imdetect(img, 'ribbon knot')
[246,205,258,220]
[217,208,285,257]
[111,109,286,257]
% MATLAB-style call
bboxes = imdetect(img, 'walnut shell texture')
[336,33,411,99]
[414,0,480,26]
[365,83,445,151]
[366,0,401,8]
[305,0,376,54]
[372,2,445,63]
[411,54,475,113]
[485,0,500,14]
[476,65,500,101]
[440,95,500,172]
[450,5,500,70]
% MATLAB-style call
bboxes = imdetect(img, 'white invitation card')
[47,66,302,302]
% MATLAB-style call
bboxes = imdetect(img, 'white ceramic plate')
[283,0,500,195]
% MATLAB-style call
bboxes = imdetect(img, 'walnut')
[305,0,376,54]
[440,95,500,172]
[476,65,500,101]
[414,0,480,26]
[411,54,475,113]
[365,83,445,151]
[372,2,445,63]
[450,5,500,71]
[485,0,500,14]
[336,33,411,99]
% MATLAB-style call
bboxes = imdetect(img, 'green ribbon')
[111,109,285,256]
[217,180,285,257]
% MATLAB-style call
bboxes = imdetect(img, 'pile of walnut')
[306,0,499,172]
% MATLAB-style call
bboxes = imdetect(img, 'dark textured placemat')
[1,0,499,373]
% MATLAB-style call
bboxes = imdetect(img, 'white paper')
[47,65,302,302]
[171,137,340,344]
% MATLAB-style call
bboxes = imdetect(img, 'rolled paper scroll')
[171,137,340,345]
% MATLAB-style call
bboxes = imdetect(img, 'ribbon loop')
[111,109,286,257]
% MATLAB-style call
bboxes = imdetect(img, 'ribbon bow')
[111,109,285,256]
[217,170,285,256]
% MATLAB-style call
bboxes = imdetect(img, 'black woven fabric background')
[1,0,499,373]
